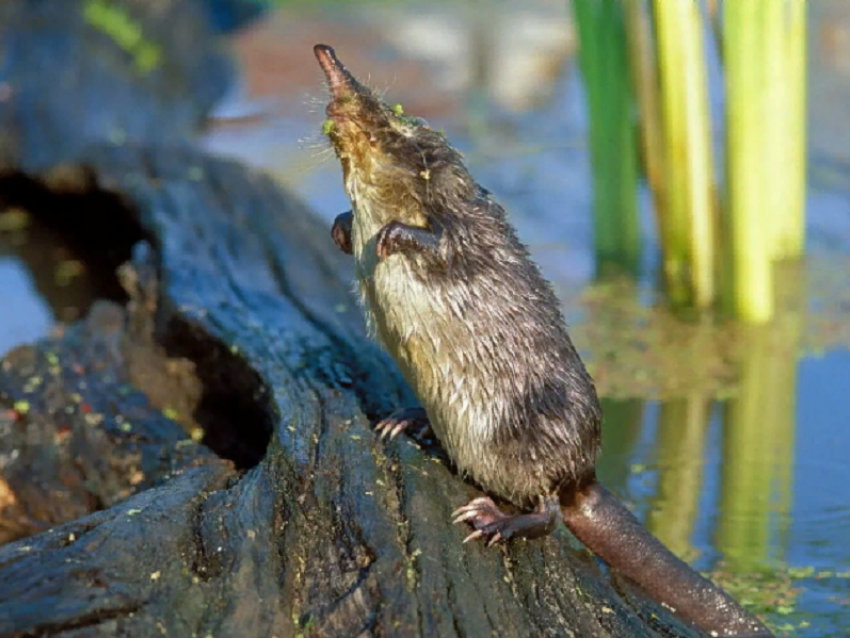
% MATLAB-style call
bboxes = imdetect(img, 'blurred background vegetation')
[573,0,806,324]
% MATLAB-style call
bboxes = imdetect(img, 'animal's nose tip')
[314,44,355,100]
[313,44,338,69]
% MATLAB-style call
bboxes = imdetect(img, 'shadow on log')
[0,145,704,638]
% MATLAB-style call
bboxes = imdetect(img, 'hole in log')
[0,169,147,329]
[159,315,274,470]
[0,168,273,478]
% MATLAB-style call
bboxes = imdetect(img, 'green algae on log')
[0,251,216,545]
[83,0,163,75]
[0,0,233,173]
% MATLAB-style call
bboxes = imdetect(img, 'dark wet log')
[0,248,218,545]
[0,145,707,638]
[202,0,269,34]
[0,0,233,173]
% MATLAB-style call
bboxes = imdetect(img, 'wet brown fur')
[320,48,601,509]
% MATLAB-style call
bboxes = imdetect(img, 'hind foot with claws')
[452,496,561,546]
[375,407,432,440]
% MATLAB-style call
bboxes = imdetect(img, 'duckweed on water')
[564,256,850,400]
[705,564,850,635]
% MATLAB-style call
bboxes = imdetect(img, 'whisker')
[298,130,333,152]
[377,75,398,101]
[303,85,331,113]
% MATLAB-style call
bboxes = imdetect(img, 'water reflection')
[0,259,54,356]
[597,397,645,495]
[0,205,119,357]
[600,334,801,572]
[717,325,798,572]
[649,395,712,564]
[590,272,850,634]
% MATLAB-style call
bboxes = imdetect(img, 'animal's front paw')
[331,211,353,254]
[375,407,432,440]
[375,220,407,261]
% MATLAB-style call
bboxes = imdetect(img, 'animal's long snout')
[314,44,356,100]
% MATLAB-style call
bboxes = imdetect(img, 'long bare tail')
[562,482,773,637]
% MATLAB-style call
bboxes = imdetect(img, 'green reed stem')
[573,0,641,277]
[650,0,716,308]
[724,0,774,323]
[777,1,808,260]
[625,0,668,254]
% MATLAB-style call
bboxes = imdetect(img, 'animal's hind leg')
[453,495,561,546]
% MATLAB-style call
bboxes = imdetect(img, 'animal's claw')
[453,495,560,546]
[374,407,431,441]
[463,530,485,544]
[451,496,514,546]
